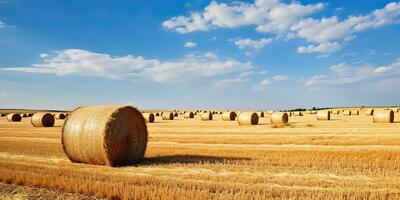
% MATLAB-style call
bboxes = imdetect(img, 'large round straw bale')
[162,112,174,120]
[351,110,359,115]
[365,109,374,116]
[62,105,148,166]
[184,112,194,118]
[201,112,213,121]
[55,113,66,119]
[317,110,330,120]
[270,112,288,125]
[238,112,258,125]
[343,110,351,116]
[142,113,155,123]
[174,112,179,117]
[0,113,6,117]
[155,112,160,116]
[31,112,55,127]
[293,111,303,116]
[222,111,236,121]
[373,110,394,123]
[7,113,21,122]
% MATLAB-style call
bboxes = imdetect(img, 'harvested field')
[0,110,400,199]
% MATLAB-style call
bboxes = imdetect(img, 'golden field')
[0,109,400,199]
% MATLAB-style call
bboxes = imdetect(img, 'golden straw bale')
[31,112,55,127]
[343,110,351,116]
[201,112,213,121]
[270,112,288,125]
[238,112,258,125]
[162,112,174,120]
[365,109,374,116]
[55,113,66,119]
[222,111,236,121]
[351,110,359,115]
[373,110,394,123]
[7,113,21,122]
[184,112,194,118]
[293,111,303,116]
[317,110,331,120]
[142,113,155,123]
[62,105,148,166]
[174,112,179,117]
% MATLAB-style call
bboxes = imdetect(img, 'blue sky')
[0,0,399,110]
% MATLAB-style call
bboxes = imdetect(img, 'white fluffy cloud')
[0,20,5,28]
[251,78,271,91]
[272,75,288,81]
[213,78,248,89]
[163,1,400,54]
[233,37,273,50]
[2,49,253,83]
[297,42,341,54]
[184,42,197,48]
[163,0,324,34]
[305,59,400,87]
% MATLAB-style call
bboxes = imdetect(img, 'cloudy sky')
[0,0,399,110]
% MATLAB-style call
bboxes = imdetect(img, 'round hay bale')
[351,110,359,115]
[184,112,194,118]
[270,112,288,125]
[155,112,160,116]
[257,112,265,118]
[7,113,22,122]
[343,110,351,116]
[222,111,236,121]
[62,105,148,166]
[293,111,303,116]
[21,113,28,118]
[55,113,66,119]
[31,112,55,127]
[173,112,178,117]
[317,110,330,120]
[365,109,374,116]
[142,113,155,123]
[201,112,213,121]
[0,113,6,117]
[238,112,258,125]
[373,110,394,123]
[162,112,174,120]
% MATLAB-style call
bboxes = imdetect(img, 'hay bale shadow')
[140,155,250,165]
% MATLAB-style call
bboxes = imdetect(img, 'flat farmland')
[0,111,400,199]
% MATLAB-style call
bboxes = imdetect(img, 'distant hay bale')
[21,113,28,118]
[0,113,6,117]
[28,113,34,117]
[373,110,394,123]
[343,110,351,116]
[257,112,265,118]
[155,112,160,116]
[162,112,174,120]
[365,109,374,116]
[62,105,148,166]
[31,112,55,127]
[55,113,66,119]
[351,110,359,115]
[222,111,236,121]
[142,113,155,123]
[238,112,258,125]
[201,112,213,121]
[174,112,179,117]
[317,110,331,120]
[184,112,194,118]
[270,112,288,125]
[293,111,303,116]
[7,113,22,122]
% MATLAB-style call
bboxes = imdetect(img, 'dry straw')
[351,110,359,115]
[201,112,213,121]
[257,112,265,118]
[293,111,303,116]
[162,112,174,120]
[7,113,21,122]
[270,112,288,125]
[142,113,155,123]
[222,111,236,121]
[184,112,194,118]
[62,105,148,166]
[373,110,394,123]
[55,113,66,119]
[317,110,330,120]
[31,112,55,127]
[238,112,258,125]
[365,109,374,116]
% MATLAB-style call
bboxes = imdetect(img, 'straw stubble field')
[0,110,400,199]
